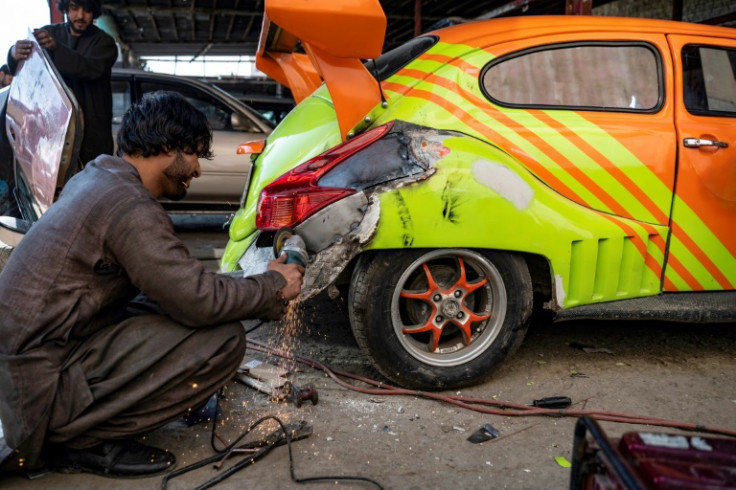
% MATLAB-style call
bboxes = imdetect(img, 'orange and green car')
[222,0,736,390]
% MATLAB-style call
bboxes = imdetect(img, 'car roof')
[111,67,275,130]
[112,67,226,92]
[433,15,736,47]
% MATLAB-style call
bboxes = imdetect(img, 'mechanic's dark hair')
[0,65,10,75]
[116,91,214,160]
[57,0,102,19]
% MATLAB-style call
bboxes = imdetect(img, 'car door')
[667,35,736,292]
[137,78,267,206]
[5,40,80,221]
[476,32,676,301]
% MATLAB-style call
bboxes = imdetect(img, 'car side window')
[682,45,736,116]
[139,81,250,132]
[481,43,662,112]
[111,80,131,124]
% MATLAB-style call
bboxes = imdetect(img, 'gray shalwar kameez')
[0,155,287,470]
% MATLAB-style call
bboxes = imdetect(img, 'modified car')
[222,0,736,390]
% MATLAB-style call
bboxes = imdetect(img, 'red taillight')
[256,121,395,230]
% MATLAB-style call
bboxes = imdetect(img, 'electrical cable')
[162,394,384,489]
[163,335,734,488]
[246,338,736,439]
[244,320,265,335]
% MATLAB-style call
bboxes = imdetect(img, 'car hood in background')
[5,38,80,221]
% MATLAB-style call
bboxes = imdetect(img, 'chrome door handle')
[683,137,728,148]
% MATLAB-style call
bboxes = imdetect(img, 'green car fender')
[364,133,666,309]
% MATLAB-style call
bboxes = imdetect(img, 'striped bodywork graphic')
[380,41,734,293]
[666,198,736,291]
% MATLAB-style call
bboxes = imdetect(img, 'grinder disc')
[273,227,296,258]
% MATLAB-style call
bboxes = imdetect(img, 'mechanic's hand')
[10,40,33,61]
[33,29,57,51]
[267,253,305,301]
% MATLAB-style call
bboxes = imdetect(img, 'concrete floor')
[3,214,735,489]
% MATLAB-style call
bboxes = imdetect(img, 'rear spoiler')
[256,0,386,140]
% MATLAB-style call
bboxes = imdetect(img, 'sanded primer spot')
[472,159,533,211]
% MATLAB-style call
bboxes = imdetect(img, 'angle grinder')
[273,227,308,268]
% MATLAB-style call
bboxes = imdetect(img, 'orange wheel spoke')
[455,321,473,346]
[402,320,435,336]
[422,263,441,291]
[428,331,440,352]
[400,290,431,300]
[400,263,441,302]
[448,257,488,295]
[398,256,493,356]
[403,321,442,353]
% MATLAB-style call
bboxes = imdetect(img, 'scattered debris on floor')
[467,424,500,444]
[555,456,571,468]
[234,356,291,400]
[569,341,615,355]
[532,396,572,409]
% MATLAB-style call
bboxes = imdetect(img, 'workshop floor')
[3,214,735,490]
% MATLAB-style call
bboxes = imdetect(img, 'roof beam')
[190,0,196,40]
[169,0,179,41]
[104,5,260,17]
[147,9,162,41]
[208,0,217,42]
[240,0,261,41]
[226,0,241,41]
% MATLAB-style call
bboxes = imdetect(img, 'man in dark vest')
[7,0,117,166]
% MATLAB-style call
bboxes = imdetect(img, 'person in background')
[7,0,117,166]
[0,65,12,88]
[0,65,15,215]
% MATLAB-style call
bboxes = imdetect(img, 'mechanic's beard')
[68,20,89,35]
[162,153,190,201]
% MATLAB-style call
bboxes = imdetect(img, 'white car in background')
[111,68,274,212]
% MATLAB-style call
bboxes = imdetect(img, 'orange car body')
[223,2,735,388]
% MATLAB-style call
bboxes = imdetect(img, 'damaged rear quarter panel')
[289,122,446,297]
[364,133,663,308]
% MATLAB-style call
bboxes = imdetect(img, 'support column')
[414,0,422,37]
[49,0,64,24]
[565,0,592,15]
[672,0,683,20]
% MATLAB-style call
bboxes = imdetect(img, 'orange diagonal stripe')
[531,110,669,225]
[671,221,734,289]
[420,71,631,215]
[382,81,586,206]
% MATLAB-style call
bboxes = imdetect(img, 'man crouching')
[0,91,303,477]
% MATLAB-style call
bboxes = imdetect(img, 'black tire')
[348,249,533,390]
